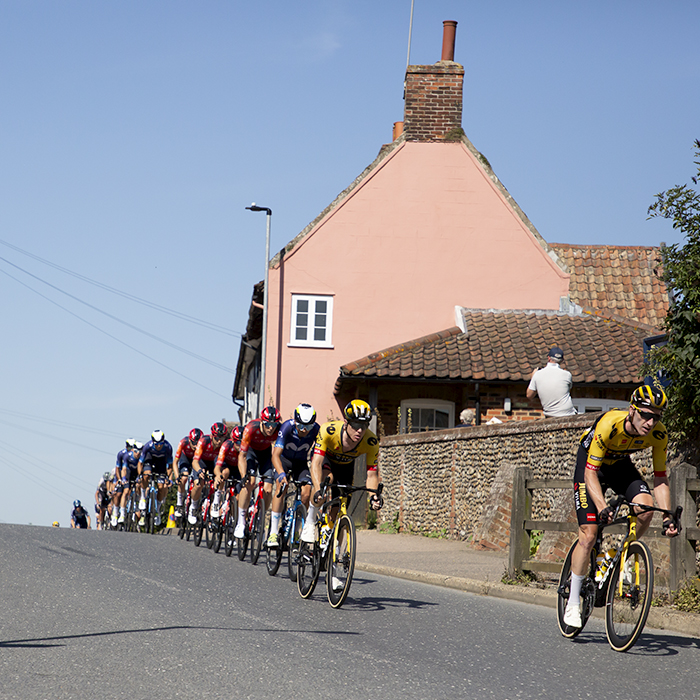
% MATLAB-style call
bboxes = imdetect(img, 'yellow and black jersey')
[580,408,668,476]
[313,420,379,471]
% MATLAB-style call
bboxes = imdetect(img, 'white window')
[399,399,455,434]
[289,294,334,348]
[571,398,629,414]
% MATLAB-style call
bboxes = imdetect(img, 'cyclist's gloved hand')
[662,518,680,537]
[598,506,614,524]
[312,489,324,506]
[369,494,383,511]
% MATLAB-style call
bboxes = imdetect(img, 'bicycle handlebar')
[606,496,682,530]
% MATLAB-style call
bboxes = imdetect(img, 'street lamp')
[245,203,272,412]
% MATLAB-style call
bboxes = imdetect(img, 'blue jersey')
[139,440,173,469]
[116,447,129,470]
[274,420,319,462]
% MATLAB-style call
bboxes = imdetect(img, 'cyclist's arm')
[237,448,248,480]
[309,450,326,501]
[583,464,608,515]
[271,445,286,479]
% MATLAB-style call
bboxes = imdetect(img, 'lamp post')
[245,203,272,412]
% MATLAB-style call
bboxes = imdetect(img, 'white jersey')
[528,362,576,417]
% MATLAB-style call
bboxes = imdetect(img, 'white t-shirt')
[528,362,576,417]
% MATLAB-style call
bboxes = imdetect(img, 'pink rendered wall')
[265,141,569,422]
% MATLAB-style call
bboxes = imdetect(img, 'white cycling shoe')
[234,523,245,539]
[563,604,582,628]
[331,577,344,592]
[301,521,316,544]
[187,509,197,525]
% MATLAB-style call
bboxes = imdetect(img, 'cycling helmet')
[52,521,60,528]
[151,430,165,443]
[631,385,668,411]
[189,427,203,443]
[211,422,228,439]
[260,406,282,424]
[231,426,242,443]
[294,403,317,426]
[343,399,372,424]
[73,500,81,508]
[103,471,110,481]
[126,438,136,448]
[133,440,144,450]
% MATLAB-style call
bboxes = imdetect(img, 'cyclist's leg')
[234,455,257,537]
[139,466,151,510]
[268,455,292,546]
[175,454,192,517]
[301,458,334,543]
[610,459,655,537]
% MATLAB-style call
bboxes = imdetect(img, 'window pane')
[296,312,308,328]
[435,410,449,429]
[297,300,309,313]
[314,327,326,341]
[314,300,327,314]
[296,327,307,340]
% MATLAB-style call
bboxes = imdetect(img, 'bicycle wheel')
[326,515,356,608]
[193,508,204,547]
[556,540,596,639]
[146,492,156,535]
[297,541,321,599]
[250,501,266,565]
[224,499,237,557]
[287,503,306,583]
[605,541,653,652]
[266,514,284,577]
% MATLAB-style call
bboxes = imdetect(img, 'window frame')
[399,398,455,434]
[288,294,334,349]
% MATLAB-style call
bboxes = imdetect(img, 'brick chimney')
[403,20,464,141]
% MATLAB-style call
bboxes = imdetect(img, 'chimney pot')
[441,20,457,61]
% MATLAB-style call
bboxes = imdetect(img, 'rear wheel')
[556,540,596,639]
[266,511,284,577]
[224,498,237,557]
[326,515,356,608]
[297,541,321,599]
[287,503,306,583]
[605,541,653,652]
[146,491,156,535]
[193,505,204,547]
[250,501,266,565]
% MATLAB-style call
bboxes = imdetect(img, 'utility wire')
[0,267,230,399]
[0,418,116,456]
[0,408,131,441]
[0,237,240,337]
[0,255,235,373]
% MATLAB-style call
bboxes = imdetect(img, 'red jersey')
[216,439,240,469]
[194,435,221,463]
[174,436,196,462]
[239,420,278,454]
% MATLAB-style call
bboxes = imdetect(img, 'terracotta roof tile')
[336,310,655,390]
[552,243,669,329]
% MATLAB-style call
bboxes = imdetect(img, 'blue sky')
[1,1,698,526]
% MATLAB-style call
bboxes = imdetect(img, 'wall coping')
[379,412,597,448]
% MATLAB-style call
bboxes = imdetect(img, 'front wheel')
[605,541,653,652]
[326,515,356,608]
[556,540,596,639]
[297,541,321,599]
[224,499,237,557]
[250,501,266,565]
[287,503,307,583]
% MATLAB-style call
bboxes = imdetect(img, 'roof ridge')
[550,242,662,251]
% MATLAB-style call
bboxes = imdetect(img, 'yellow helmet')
[631,385,668,411]
[52,521,60,528]
[343,399,372,424]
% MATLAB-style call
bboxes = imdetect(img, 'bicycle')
[206,478,235,553]
[237,476,267,565]
[143,474,169,535]
[556,495,682,652]
[192,473,213,547]
[177,476,195,541]
[265,478,307,579]
[297,480,383,608]
[220,479,239,557]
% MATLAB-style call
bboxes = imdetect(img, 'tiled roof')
[551,244,669,330]
[336,310,654,389]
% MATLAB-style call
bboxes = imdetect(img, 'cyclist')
[301,399,383,544]
[115,438,135,481]
[70,500,91,529]
[563,385,680,628]
[233,406,282,539]
[138,430,174,527]
[266,403,319,548]
[173,428,203,519]
[187,422,229,525]
[211,426,242,517]
[117,441,143,525]
[94,471,112,530]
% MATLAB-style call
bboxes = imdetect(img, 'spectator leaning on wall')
[526,346,577,417]
[455,408,475,427]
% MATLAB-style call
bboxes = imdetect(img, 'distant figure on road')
[527,346,576,417]
[70,500,91,529]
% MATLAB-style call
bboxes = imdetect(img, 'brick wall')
[403,62,465,141]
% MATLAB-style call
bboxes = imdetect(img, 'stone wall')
[379,412,654,549]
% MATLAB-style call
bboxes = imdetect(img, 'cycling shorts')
[142,459,169,476]
[279,455,312,484]
[573,444,651,526]
[246,447,274,483]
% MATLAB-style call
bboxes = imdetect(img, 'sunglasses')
[348,420,369,430]
[262,421,279,430]
[295,422,311,432]
[635,407,661,422]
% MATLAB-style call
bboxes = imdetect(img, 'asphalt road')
[1,524,699,700]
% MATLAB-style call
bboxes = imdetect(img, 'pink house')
[233,22,667,428]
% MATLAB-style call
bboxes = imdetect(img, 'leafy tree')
[644,139,700,450]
